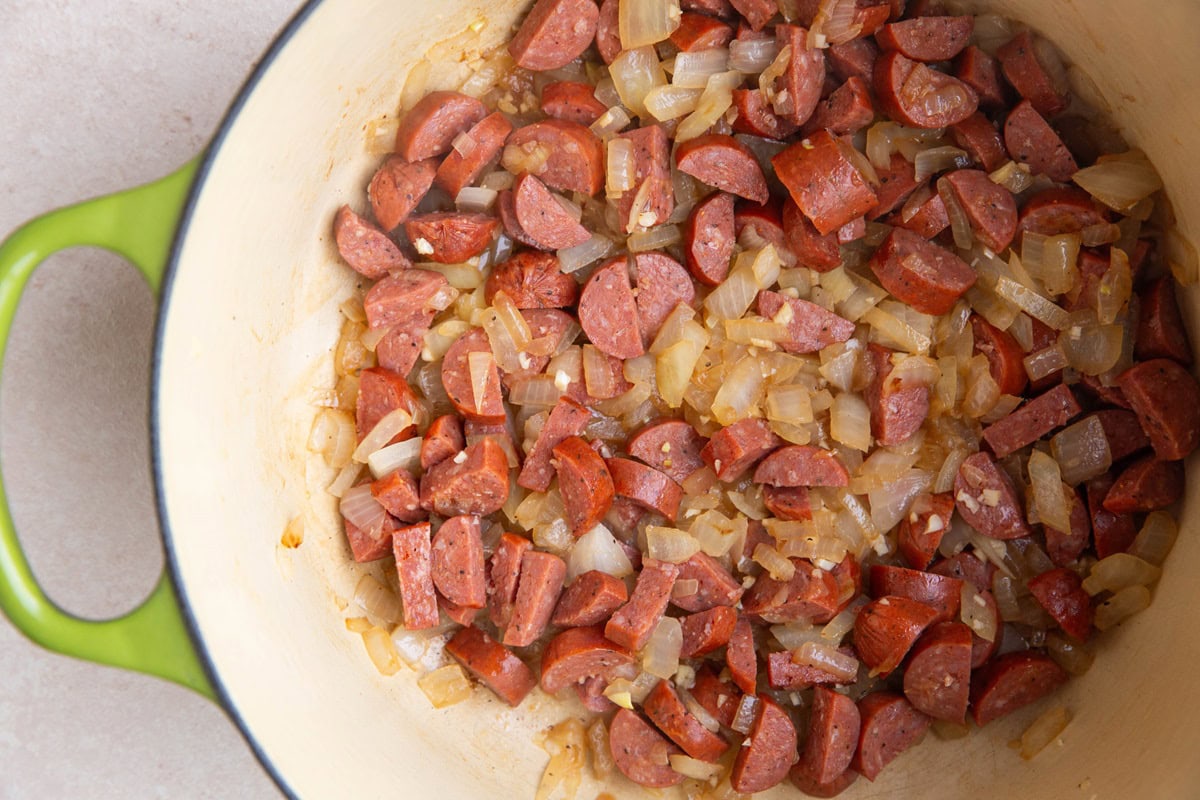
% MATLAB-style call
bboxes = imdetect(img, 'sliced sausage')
[508,0,599,71]
[671,11,735,51]
[851,692,932,781]
[553,435,615,535]
[440,597,480,627]
[773,24,827,126]
[783,198,841,272]
[1136,274,1194,365]
[503,551,567,646]
[866,343,932,447]
[690,666,742,728]
[628,419,709,484]
[508,119,605,196]
[496,188,538,248]
[606,457,683,521]
[794,686,861,787]
[1103,456,1184,513]
[902,622,972,723]
[1016,186,1107,241]
[1044,484,1091,567]
[404,212,498,263]
[540,624,636,694]
[866,153,920,221]
[869,565,962,625]
[766,650,845,690]
[488,533,533,629]
[897,492,954,570]
[853,596,939,676]
[540,81,607,125]
[981,383,1082,458]
[675,134,770,204]
[950,112,1008,172]
[1086,473,1138,559]
[370,468,424,523]
[827,36,880,83]
[753,445,850,487]
[939,169,1017,252]
[518,397,591,492]
[971,314,1028,396]
[757,289,855,354]
[874,15,973,62]
[731,88,800,140]
[445,625,536,707]
[743,560,842,623]
[929,551,996,593]
[954,45,1008,111]
[578,257,645,359]
[679,606,738,658]
[684,191,736,286]
[634,252,695,345]
[805,76,875,137]
[790,765,859,798]
[434,111,514,198]
[996,30,1068,118]
[953,451,1031,540]
[616,124,674,232]
[644,679,729,762]
[764,485,813,521]
[394,91,488,163]
[485,251,576,309]
[364,268,450,332]
[605,560,680,651]
[891,184,950,238]
[594,0,622,64]
[773,130,878,235]
[970,650,1068,726]
[673,552,745,613]
[1028,567,1094,642]
[609,708,685,788]
[738,198,787,252]
[1116,358,1200,461]
[510,172,590,250]
[344,513,399,563]
[731,696,798,794]
[368,156,438,232]
[420,414,464,471]
[722,613,757,694]
[683,0,736,16]
[731,0,777,30]
[355,366,422,442]
[441,328,505,423]
[419,438,510,517]
[701,418,783,482]
[868,227,977,315]
[333,205,409,279]
[392,521,439,629]
[430,514,486,608]
[1004,100,1078,182]
[874,50,978,129]
[552,570,629,627]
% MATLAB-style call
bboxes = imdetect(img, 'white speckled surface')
[0,2,296,797]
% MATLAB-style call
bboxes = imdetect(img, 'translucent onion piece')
[1059,316,1123,375]
[676,70,743,143]
[328,461,363,498]
[669,755,724,781]
[818,0,862,46]
[1165,227,1199,286]
[831,392,871,453]
[657,338,706,408]
[933,447,969,494]
[1019,706,1072,761]
[467,350,496,414]
[1028,450,1071,533]
[1081,222,1121,247]
[480,309,524,375]
[619,0,682,49]
[590,105,633,141]
[729,37,780,73]
[352,407,414,464]
[794,641,859,682]
[819,344,859,393]
[689,509,741,558]
[534,517,574,555]
[627,224,682,253]
[915,146,970,182]
[568,524,635,580]
[400,60,432,111]
[536,719,586,800]
[418,664,473,708]
[645,84,704,121]
[868,470,932,533]
[509,375,563,407]
[672,48,730,89]
[609,46,667,119]
[607,138,636,198]
[1093,585,1152,631]
[938,176,975,250]
[961,582,998,643]
[1081,553,1162,596]
[1023,344,1069,382]
[993,274,1071,330]
[759,45,791,107]
[353,574,402,627]
[559,233,616,274]
[731,694,760,735]
[1096,248,1132,326]
[367,438,423,479]
[752,543,796,581]
[1022,232,1080,297]
[361,625,403,675]
[587,719,615,780]
[766,384,814,424]
[1045,631,1095,677]
[1073,153,1164,213]
[961,355,1000,419]
[1128,511,1178,567]
[647,526,703,563]
[863,305,932,354]
[821,596,868,642]
[989,160,1035,194]
[710,355,764,425]
[459,51,514,99]
[642,616,684,679]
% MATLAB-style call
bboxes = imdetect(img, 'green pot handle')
[0,159,214,699]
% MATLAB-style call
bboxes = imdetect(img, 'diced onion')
[340,484,389,539]
[731,694,760,734]
[993,275,1071,330]
[729,37,780,73]
[672,48,730,89]
[328,461,363,498]
[354,573,402,627]
[1028,450,1071,533]
[568,524,635,580]
[1024,345,1069,382]
[467,350,496,414]
[867,470,932,533]
[766,384,815,424]
[590,105,633,141]
[418,664,473,708]
[1129,511,1178,567]
[619,0,682,49]
[559,233,616,273]
[609,46,667,118]
[628,224,682,253]
[1018,706,1072,761]
[1045,631,1095,676]
[352,408,413,463]
[676,70,743,143]
[938,176,975,250]
[1073,152,1164,213]
[794,641,859,682]
[1081,553,1161,596]
[642,616,683,678]
[961,582,997,643]
[668,755,723,781]
[1096,248,1132,326]
[710,356,764,425]
[647,526,703,563]
[831,392,872,453]
[509,375,563,407]
[989,160,1035,194]
[459,51,514,99]
[1059,316,1123,375]
[915,146,970,182]
[361,625,403,675]
[933,447,969,494]
[1093,585,1152,631]
[367,438,422,478]
[607,138,636,197]
[536,719,586,800]
[752,543,796,581]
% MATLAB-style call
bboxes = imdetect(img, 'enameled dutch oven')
[1,0,1199,797]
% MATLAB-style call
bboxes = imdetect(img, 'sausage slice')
[868,227,977,315]
[553,435,615,535]
[368,156,438,232]
[853,596,939,676]
[503,550,567,647]
[394,91,488,162]
[795,685,862,786]
[551,570,629,627]
[507,0,600,71]
[605,560,680,651]
[874,50,978,129]
[404,212,498,263]
[902,621,973,723]
[757,290,855,354]
[1027,567,1094,642]
[644,680,729,762]
[392,522,439,629]
[445,625,536,707]
[701,418,783,482]
[753,445,851,487]
[731,696,798,794]
[608,708,684,788]
[675,134,770,204]
[511,172,591,250]
[419,438,510,517]
[434,111,514,198]
[852,692,932,780]
[539,624,636,694]
[578,257,645,359]
[507,119,605,196]
[953,450,1032,540]
[1116,358,1200,461]
[970,651,1068,726]
[773,130,878,235]
[939,169,1018,252]
[430,514,486,609]
[333,205,409,279]
[875,15,974,62]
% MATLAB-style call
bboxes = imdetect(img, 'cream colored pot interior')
[155,0,1200,797]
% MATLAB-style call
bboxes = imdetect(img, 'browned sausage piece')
[869,565,962,625]
[440,328,505,423]
[804,76,876,137]
[551,570,629,627]
[891,184,950,238]
[773,130,878,235]
[865,342,932,447]
[421,414,465,471]
[392,522,439,629]
[609,708,685,788]
[902,622,972,723]
[929,551,996,593]
[684,191,736,287]
[333,205,410,279]
[996,30,1068,117]
[764,485,813,521]
[628,419,709,484]
[511,172,591,250]
[507,119,605,196]
[790,765,859,798]
[540,624,636,694]
[496,189,538,248]
[783,198,841,272]
[675,134,770,204]
[742,560,842,623]
[851,692,932,780]
[795,686,862,787]
[488,533,532,629]
[674,552,745,613]
[371,469,424,523]
[1087,473,1138,559]
[737,199,787,251]
[404,212,498,264]
[355,367,422,442]
[953,451,1032,540]
[644,680,729,762]
[430,514,486,608]
[540,81,607,126]
[1027,567,1094,642]
[972,314,1028,396]
[1044,485,1091,567]
[868,227,977,315]
[1117,358,1200,461]
[766,650,844,690]
[434,111,514,198]
[970,651,1068,726]
[605,560,679,651]
[950,112,1008,172]
[516,397,591,491]
[484,251,576,310]
[754,445,850,488]
[981,383,1082,458]
[371,320,432,393]
[553,435,615,535]
[731,88,800,140]
[701,418,782,482]
[939,169,1017,252]
[419,438,510,517]
[364,268,450,332]
[827,36,880,83]
[691,665,742,728]
[445,625,536,707]
[731,696,798,794]
[856,1,895,35]
[617,124,675,232]
[1136,275,1194,365]
[1102,456,1184,514]
[508,0,599,71]
[634,252,695,345]
[953,45,1008,111]
[594,0,622,64]
[853,596,939,676]
[578,257,645,359]
[731,0,777,30]
[343,506,400,563]
[866,154,920,221]
[369,156,438,232]
[503,551,567,646]
[874,50,978,129]
[684,0,736,16]
[680,606,738,658]
[394,91,488,163]
[897,492,954,570]
[757,290,855,354]
[1004,100,1078,182]
[774,24,826,126]
[670,12,735,51]
[440,597,479,627]
[1016,186,1107,241]
[606,457,684,521]
[875,15,972,61]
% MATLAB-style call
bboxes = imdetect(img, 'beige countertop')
[0,2,300,797]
